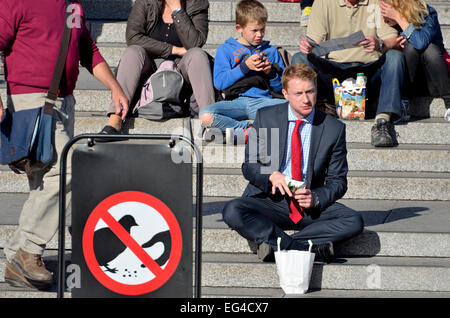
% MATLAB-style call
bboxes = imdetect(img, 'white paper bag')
[274,238,315,294]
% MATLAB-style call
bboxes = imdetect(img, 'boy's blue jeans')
[199,96,285,132]
[292,50,406,119]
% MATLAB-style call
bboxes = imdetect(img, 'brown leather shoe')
[10,249,53,286]
[4,261,34,288]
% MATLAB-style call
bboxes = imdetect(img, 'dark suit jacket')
[241,102,348,213]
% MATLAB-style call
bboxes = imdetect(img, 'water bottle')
[356,73,367,87]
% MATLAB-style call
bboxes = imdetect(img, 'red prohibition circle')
[82,191,183,296]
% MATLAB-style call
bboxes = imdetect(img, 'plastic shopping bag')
[274,238,315,294]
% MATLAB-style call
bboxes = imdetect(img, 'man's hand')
[111,86,129,121]
[358,36,381,53]
[299,37,314,54]
[293,188,314,209]
[269,171,293,197]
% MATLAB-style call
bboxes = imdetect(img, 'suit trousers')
[222,194,364,251]
[3,93,75,261]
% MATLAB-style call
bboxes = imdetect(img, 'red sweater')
[0,0,105,96]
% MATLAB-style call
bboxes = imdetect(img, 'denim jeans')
[292,50,406,119]
[199,96,286,132]
[403,42,450,109]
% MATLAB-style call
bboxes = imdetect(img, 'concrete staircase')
[0,0,450,298]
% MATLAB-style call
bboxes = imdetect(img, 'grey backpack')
[136,60,187,120]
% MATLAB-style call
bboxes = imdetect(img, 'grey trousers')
[108,45,216,115]
[3,93,75,261]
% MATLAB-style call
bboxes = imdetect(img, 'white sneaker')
[445,108,450,122]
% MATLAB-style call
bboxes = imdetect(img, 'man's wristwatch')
[312,191,320,208]
[378,39,385,52]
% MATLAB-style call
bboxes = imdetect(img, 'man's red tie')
[289,120,304,224]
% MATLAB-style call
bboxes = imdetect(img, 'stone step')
[64,115,450,144]
[87,21,305,46]
[94,43,300,68]
[1,196,449,257]
[201,171,450,200]
[1,164,449,200]
[68,71,447,119]
[80,0,450,25]
[1,224,448,258]
[194,143,450,172]
[2,71,449,119]
[0,108,436,145]
[1,1,450,73]
[1,282,449,298]
[201,253,450,292]
[88,20,450,50]
[0,251,449,293]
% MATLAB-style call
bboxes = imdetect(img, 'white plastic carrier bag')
[274,237,315,294]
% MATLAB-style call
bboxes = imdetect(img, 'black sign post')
[57,134,203,298]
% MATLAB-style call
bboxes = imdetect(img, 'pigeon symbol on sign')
[93,214,172,273]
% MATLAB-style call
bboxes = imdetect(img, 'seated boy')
[199,0,286,144]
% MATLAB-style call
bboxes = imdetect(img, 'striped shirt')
[280,106,315,182]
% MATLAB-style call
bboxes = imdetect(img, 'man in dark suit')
[222,63,364,263]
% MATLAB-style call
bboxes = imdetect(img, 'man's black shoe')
[247,239,258,254]
[311,241,334,264]
[371,118,395,147]
[257,242,274,262]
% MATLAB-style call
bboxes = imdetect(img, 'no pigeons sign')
[81,191,183,296]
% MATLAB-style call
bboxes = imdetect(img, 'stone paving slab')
[79,0,450,26]
[1,195,449,257]
[199,172,450,200]
[2,64,448,119]
[3,194,449,233]
[193,142,450,172]
[2,282,449,298]
[1,252,449,292]
[1,169,449,200]
[201,253,450,292]
[87,20,450,49]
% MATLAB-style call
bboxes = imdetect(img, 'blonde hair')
[383,0,429,29]
[282,63,317,90]
[235,0,268,27]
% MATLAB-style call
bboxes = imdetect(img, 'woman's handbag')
[0,0,71,175]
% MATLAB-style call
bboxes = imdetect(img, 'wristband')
[172,7,182,14]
